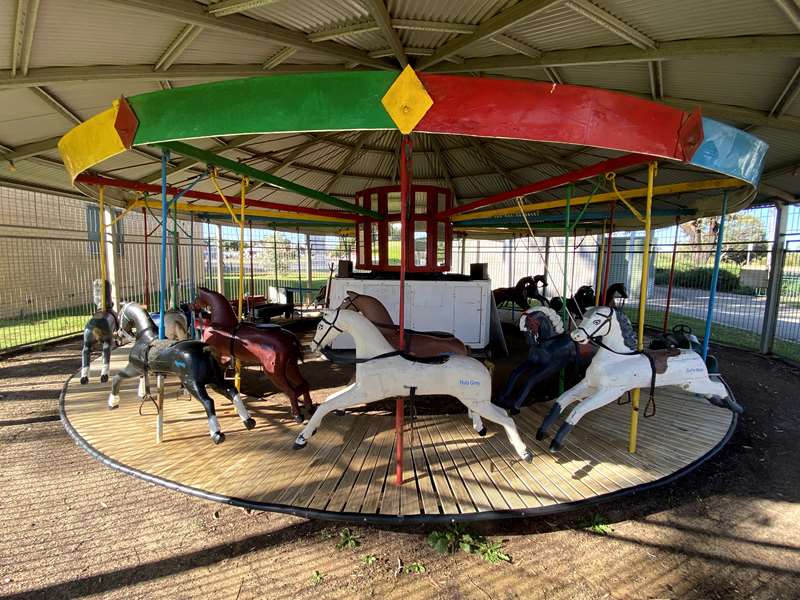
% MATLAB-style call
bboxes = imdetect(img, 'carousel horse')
[493,275,548,311]
[341,291,469,357]
[535,306,742,452]
[548,285,596,320]
[604,282,628,309]
[493,306,596,413]
[109,303,255,443]
[293,307,533,462]
[195,287,313,423]
[80,280,117,385]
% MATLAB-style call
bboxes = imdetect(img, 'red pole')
[663,221,680,332]
[601,201,616,305]
[396,135,412,486]
[142,207,150,308]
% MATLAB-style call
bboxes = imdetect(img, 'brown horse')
[493,275,548,310]
[341,291,468,357]
[195,287,313,423]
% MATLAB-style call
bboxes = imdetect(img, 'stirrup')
[617,391,632,405]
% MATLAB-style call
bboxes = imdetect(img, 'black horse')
[604,282,628,309]
[548,285,596,320]
[493,306,596,413]
[80,280,117,385]
[108,303,255,444]
[493,275,549,310]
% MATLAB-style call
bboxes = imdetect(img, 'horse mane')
[198,287,238,326]
[614,309,637,350]
[523,306,564,334]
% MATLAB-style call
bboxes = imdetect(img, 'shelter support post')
[628,161,657,454]
[97,186,108,313]
[601,202,616,304]
[663,221,680,332]
[296,229,303,304]
[595,225,606,305]
[272,227,279,303]
[216,224,225,294]
[106,203,121,313]
[460,234,466,274]
[701,192,728,360]
[760,202,788,354]
[143,208,150,308]
[306,234,313,299]
[235,179,247,393]
[248,220,255,302]
[156,374,164,443]
[544,237,550,282]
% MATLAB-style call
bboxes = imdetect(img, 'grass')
[220,275,329,300]
[0,311,89,352]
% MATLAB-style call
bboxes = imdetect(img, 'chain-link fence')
[0,186,799,362]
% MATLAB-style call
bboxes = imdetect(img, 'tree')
[722,214,768,264]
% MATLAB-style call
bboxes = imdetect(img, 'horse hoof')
[80,377,89,385]
[509,407,520,416]
[535,429,546,441]
[333,409,346,416]
[243,418,256,430]
[293,436,307,450]
[107,394,120,410]
[211,432,225,445]
[293,414,304,424]
[100,374,108,383]
[521,450,533,463]
[477,427,487,437]
[550,423,573,452]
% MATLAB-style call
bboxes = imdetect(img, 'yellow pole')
[235,177,248,393]
[628,161,657,453]
[98,186,108,312]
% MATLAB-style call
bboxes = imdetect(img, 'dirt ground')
[1,324,799,600]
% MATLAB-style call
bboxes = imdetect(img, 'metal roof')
[1,0,798,235]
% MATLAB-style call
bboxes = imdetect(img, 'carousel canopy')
[0,0,795,236]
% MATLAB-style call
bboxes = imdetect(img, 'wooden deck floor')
[62,349,735,521]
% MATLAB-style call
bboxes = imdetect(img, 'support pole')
[235,178,247,393]
[596,225,606,306]
[172,196,179,309]
[248,220,255,305]
[544,237,551,283]
[215,224,224,294]
[397,134,412,486]
[460,234,466,274]
[156,374,164,443]
[296,228,303,304]
[189,213,195,313]
[662,221,680,332]
[628,161,657,454]
[98,186,108,313]
[143,208,150,308]
[272,226,279,303]
[205,219,212,290]
[106,203,120,313]
[306,233,313,299]
[159,151,169,340]
[760,202,788,354]
[601,201,617,304]
[701,191,728,361]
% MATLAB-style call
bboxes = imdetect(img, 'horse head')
[196,287,238,328]
[312,308,344,352]
[570,306,614,345]
[342,290,394,326]
[575,285,596,310]
[519,306,563,344]
[529,274,548,305]
[604,282,628,309]
[119,302,156,341]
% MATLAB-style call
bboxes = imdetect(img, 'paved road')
[646,285,800,342]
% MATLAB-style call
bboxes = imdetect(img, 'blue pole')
[159,150,169,340]
[701,191,728,360]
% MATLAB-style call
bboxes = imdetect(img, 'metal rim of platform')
[59,369,738,525]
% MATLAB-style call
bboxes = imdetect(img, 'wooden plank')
[425,416,479,513]
[415,416,459,515]
[322,419,381,512]
[400,417,421,515]
[409,426,440,515]
[361,424,395,514]
[342,417,393,513]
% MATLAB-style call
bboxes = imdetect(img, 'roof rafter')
[207,0,281,18]
[262,46,296,69]
[307,18,477,44]
[31,86,81,125]
[321,132,371,194]
[101,0,395,69]
[12,0,40,77]
[416,0,561,69]
[425,35,800,72]
[363,0,407,67]
[0,135,60,165]
[154,24,203,71]
[430,136,455,192]
[467,138,527,189]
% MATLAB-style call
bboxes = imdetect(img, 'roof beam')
[759,182,799,203]
[648,60,663,100]
[155,140,382,218]
[207,0,281,17]
[154,24,203,71]
[261,46,296,69]
[425,35,800,72]
[416,0,561,69]
[564,0,656,49]
[321,132,371,194]
[774,0,800,30]
[307,19,477,43]
[430,136,455,192]
[0,135,60,165]
[12,0,40,77]
[662,95,800,129]
[30,86,82,125]
[363,0,407,67]
[307,21,380,43]
[768,64,800,116]
[0,63,359,89]
[468,139,527,189]
[100,0,394,69]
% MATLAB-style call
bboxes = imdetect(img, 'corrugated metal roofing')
[0,0,795,233]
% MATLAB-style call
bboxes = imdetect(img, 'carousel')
[58,67,764,522]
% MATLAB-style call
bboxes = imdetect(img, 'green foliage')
[335,528,360,550]
[583,514,614,536]
[361,554,377,566]
[427,524,511,564]
[404,562,426,574]
[653,264,747,293]
[310,570,324,586]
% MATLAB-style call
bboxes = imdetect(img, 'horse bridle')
[575,307,614,344]
[314,307,345,351]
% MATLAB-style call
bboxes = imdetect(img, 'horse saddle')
[643,347,681,374]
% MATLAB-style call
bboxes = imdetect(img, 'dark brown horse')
[493,275,548,311]
[195,287,313,422]
[342,291,469,357]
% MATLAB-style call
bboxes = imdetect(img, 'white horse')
[293,308,533,462]
[536,306,742,452]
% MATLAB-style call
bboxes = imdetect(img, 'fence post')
[508,237,514,286]
[306,233,313,296]
[460,234,466,274]
[760,201,788,354]
[216,223,225,294]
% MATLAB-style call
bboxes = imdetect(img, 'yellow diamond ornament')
[381,65,434,135]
